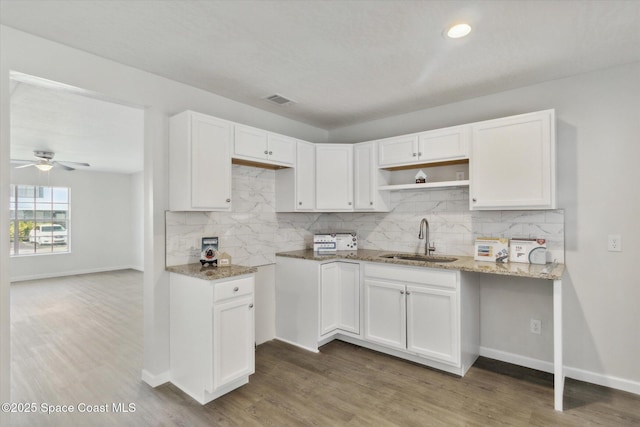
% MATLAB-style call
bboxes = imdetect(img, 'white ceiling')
[2,0,640,170]
[9,76,144,174]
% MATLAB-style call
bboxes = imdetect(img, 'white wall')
[0,24,329,405]
[330,62,640,392]
[131,171,144,271]
[9,168,136,281]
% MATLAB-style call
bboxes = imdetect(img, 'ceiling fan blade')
[10,159,35,165]
[15,163,36,169]
[56,160,90,167]
[52,161,75,171]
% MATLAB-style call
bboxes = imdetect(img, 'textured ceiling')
[2,0,640,131]
[10,76,144,174]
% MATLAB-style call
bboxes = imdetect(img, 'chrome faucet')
[418,218,436,255]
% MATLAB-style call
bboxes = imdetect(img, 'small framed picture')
[200,237,219,266]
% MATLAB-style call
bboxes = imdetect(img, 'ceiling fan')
[11,150,90,171]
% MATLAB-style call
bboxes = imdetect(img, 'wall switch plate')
[608,234,622,252]
[530,319,541,334]
[456,171,465,180]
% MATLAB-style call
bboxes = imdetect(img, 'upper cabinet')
[354,142,390,211]
[169,111,232,211]
[315,144,354,211]
[233,124,296,167]
[378,125,469,168]
[469,110,556,210]
[275,140,316,212]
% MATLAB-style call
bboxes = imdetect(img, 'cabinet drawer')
[213,276,254,303]
[364,263,458,289]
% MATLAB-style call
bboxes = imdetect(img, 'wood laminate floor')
[9,270,640,426]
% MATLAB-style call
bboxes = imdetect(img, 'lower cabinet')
[320,262,360,337]
[275,257,479,376]
[170,272,255,404]
[364,279,406,350]
[364,275,459,366]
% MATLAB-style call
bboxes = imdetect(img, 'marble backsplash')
[166,165,565,267]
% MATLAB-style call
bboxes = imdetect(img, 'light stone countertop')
[275,249,565,280]
[166,263,257,281]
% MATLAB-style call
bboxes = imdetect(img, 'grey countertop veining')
[166,263,257,281]
[275,249,565,280]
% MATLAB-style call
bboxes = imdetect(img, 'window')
[9,185,70,256]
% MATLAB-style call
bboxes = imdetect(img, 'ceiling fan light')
[447,23,472,39]
[35,163,53,172]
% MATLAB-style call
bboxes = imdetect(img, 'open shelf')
[379,180,469,191]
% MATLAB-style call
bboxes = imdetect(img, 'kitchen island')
[275,249,566,411]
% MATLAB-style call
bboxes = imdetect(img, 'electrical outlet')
[456,171,465,180]
[530,319,541,335]
[608,234,622,252]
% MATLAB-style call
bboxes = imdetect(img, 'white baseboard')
[564,366,640,396]
[274,337,319,353]
[480,346,554,374]
[141,369,170,387]
[10,265,142,282]
[480,346,640,396]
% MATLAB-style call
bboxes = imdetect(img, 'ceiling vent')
[265,94,294,106]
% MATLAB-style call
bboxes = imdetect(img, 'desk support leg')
[554,279,564,411]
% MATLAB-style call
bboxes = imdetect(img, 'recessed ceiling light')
[446,23,472,39]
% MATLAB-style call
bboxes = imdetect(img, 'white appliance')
[314,232,357,253]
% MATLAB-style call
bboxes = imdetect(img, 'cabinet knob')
[369,201,373,206]
[268,151,273,155]
[233,287,239,292]
[418,152,422,156]
[400,290,405,295]
[406,291,411,295]
[348,202,352,206]
[472,198,477,202]
[298,202,302,205]
[226,198,231,203]
[412,153,417,157]
[264,150,268,155]
[249,303,254,309]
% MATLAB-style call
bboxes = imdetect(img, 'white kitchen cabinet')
[469,109,556,210]
[320,262,360,337]
[377,134,420,167]
[275,140,315,211]
[363,278,406,350]
[315,144,354,211]
[170,272,255,404]
[276,256,479,376]
[377,125,469,168]
[418,125,469,163]
[233,124,296,167]
[354,141,390,211]
[169,111,232,211]
[363,263,474,371]
[406,285,459,366]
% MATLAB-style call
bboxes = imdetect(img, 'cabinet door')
[296,141,315,210]
[267,134,296,166]
[377,135,419,167]
[418,125,469,163]
[406,285,459,366]
[191,114,232,210]
[364,279,406,350]
[320,263,360,336]
[470,110,555,210]
[234,124,268,161]
[212,295,255,390]
[315,144,353,211]
[354,142,375,210]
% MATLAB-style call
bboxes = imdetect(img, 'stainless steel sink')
[380,254,458,263]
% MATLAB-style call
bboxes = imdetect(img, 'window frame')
[9,184,71,257]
